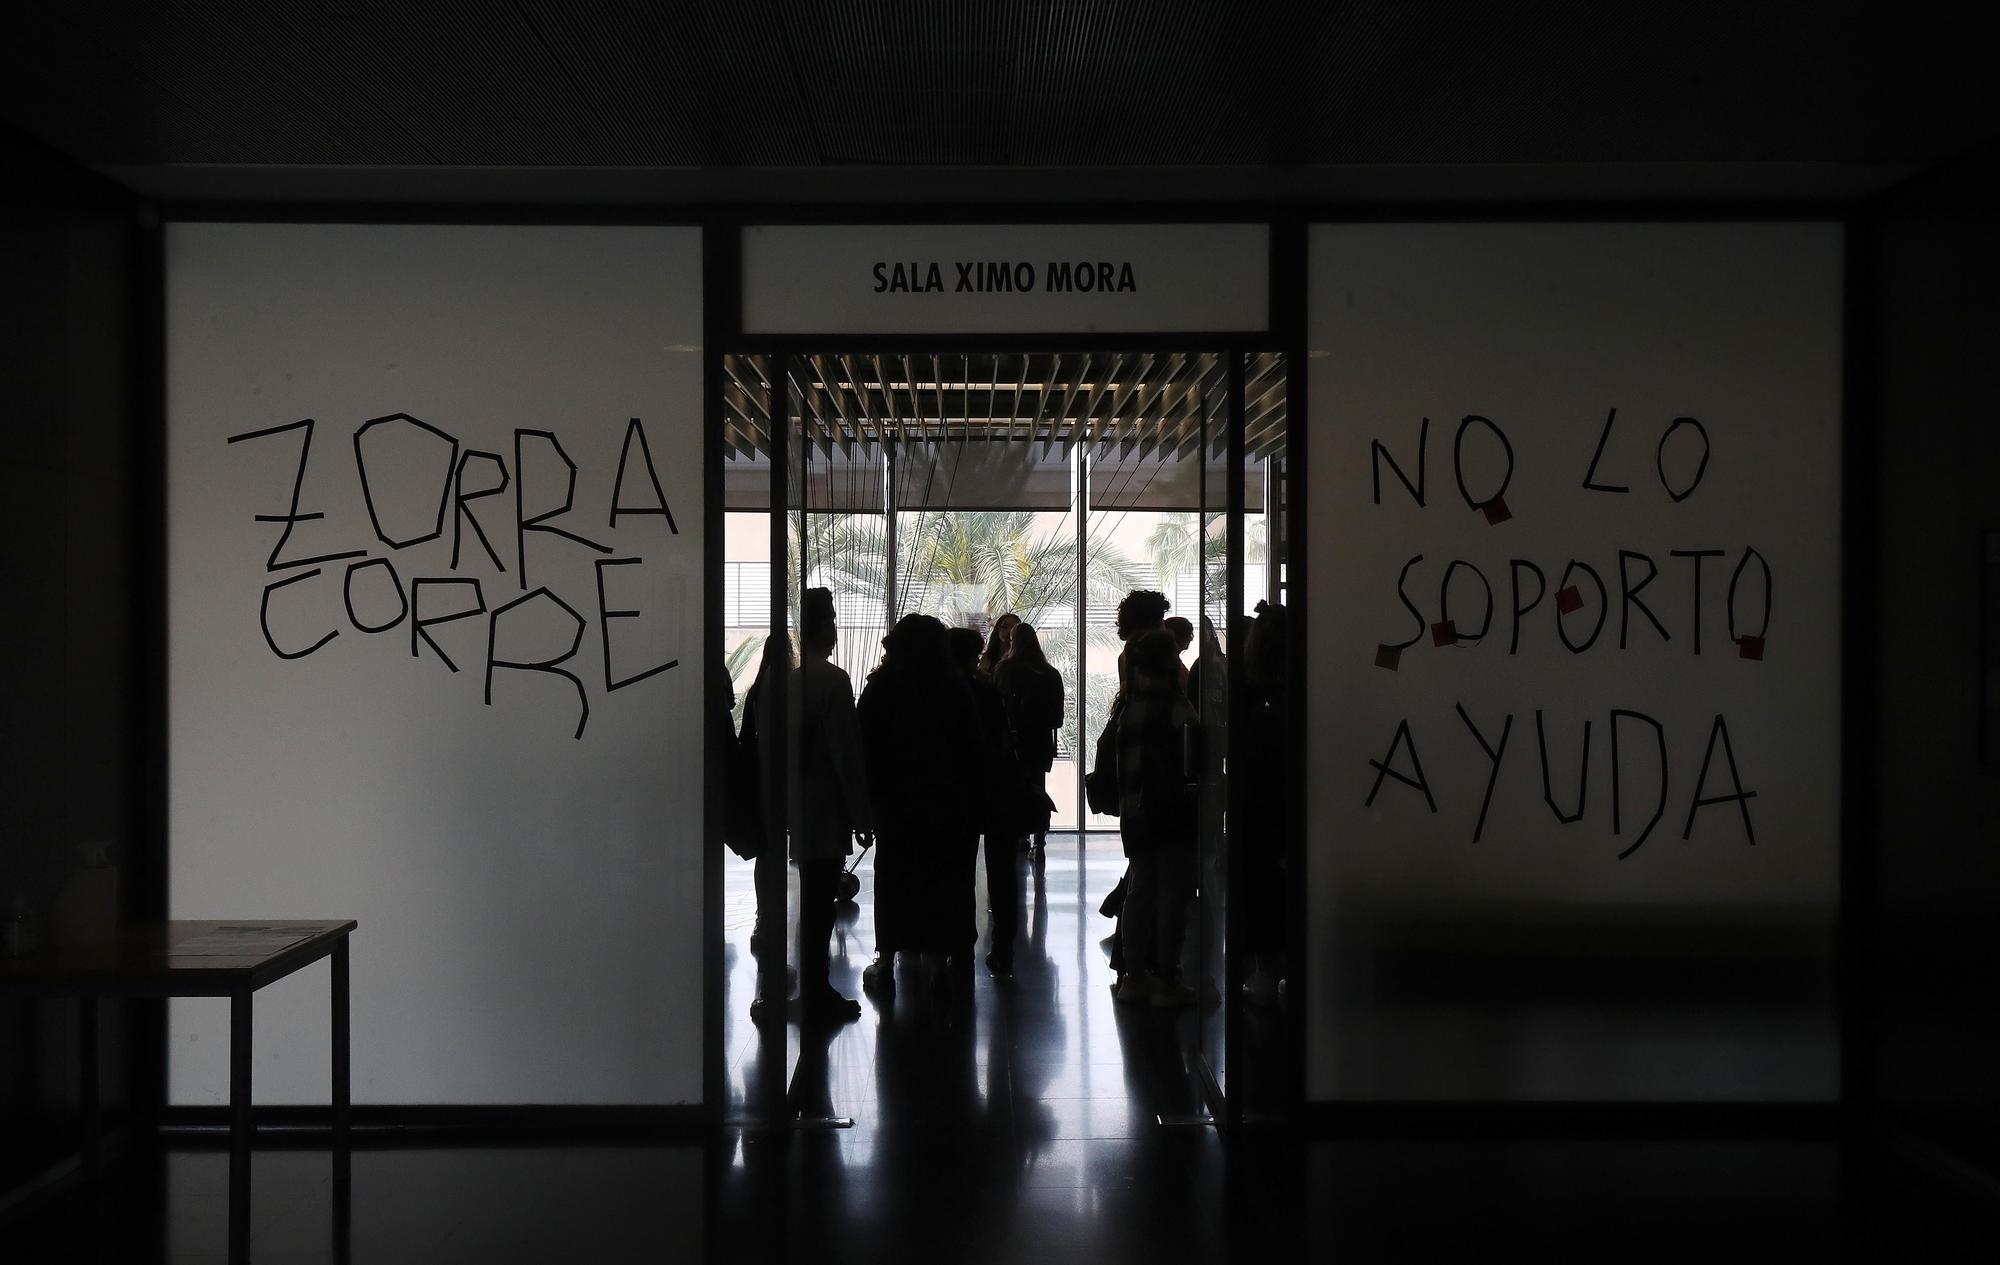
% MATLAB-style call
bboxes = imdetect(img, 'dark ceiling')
[2,2,1994,190]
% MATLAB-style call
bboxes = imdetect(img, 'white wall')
[1306,223,1843,1101]
[167,223,704,1105]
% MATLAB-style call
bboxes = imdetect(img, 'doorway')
[715,348,1290,1134]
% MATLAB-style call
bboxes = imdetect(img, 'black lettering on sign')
[1508,559,1547,655]
[1364,719,1436,813]
[1454,702,1512,843]
[594,557,677,691]
[1534,710,1590,825]
[1453,414,1515,511]
[1669,549,1726,654]
[608,418,678,532]
[352,413,458,550]
[1582,406,1630,493]
[1656,417,1711,502]
[1041,261,1135,293]
[1556,560,1608,653]
[1439,560,1493,644]
[259,567,339,660]
[485,586,590,740]
[514,429,611,591]
[1385,554,1427,651]
[1616,549,1671,648]
[1683,714,1757,844]
[1371,417,1429,507]
[1609,708,1668,860]
[410,576,487,672]
[452,450,511,572]
[342,557,408,634]
[874,262,943,293]
[1727,546,1773,643]
[226,418,368,572]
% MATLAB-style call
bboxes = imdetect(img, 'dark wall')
[1866,145,2000,1162]
[0,125,145,1203]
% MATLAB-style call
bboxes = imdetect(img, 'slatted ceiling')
[4,3,1994,172]
[722,351,1279,463]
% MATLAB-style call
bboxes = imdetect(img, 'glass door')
[1192,357,1234,1115]
[1192,350,1289,1128]
[1232,351,1290,1125]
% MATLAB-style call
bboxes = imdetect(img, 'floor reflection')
[724,833,1212,1128]
[719,831,1227,1260]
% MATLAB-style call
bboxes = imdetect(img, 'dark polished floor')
[10,835,1998,1261]
[720,832,1235,1130]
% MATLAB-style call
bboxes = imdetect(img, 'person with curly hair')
[1112,589,1171,690]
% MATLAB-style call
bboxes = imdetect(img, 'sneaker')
[1112,972,1157,1005]
[861,954,894,995]
[1151,977,1197,1008]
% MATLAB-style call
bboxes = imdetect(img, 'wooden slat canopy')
[722,352,1286,463]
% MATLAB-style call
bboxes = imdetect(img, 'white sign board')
[742,223,1268,334]
[167,223,704,1105]
[1305,222,1843,1101]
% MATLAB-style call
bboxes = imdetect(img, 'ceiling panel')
[1,1,1993,172]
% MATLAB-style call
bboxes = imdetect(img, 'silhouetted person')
[976,611,1020,682]
[1238,600,1289,1006]
[1112,628,1199,1007]
[787,587,870,1024]
[1113,589,1169,691]
[740,632,792,977]
[1185,613,1225,707]
[1100,589,1171,972]
[950,626,1020,977]
[1164,615,1194,692]
[857,613,983,995]
[995,623,1064,857]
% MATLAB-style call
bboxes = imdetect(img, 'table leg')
[80,997,100,1182]
[331,935,351,1185]
[229,989,252,1265]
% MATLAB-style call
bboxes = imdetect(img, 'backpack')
[1084,695,1124,816]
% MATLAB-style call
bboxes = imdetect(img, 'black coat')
[856,663,983,839]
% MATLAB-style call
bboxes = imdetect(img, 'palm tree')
[1143,512,1269,618]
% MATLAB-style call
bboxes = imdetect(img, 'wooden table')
[0,919,356,1263]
